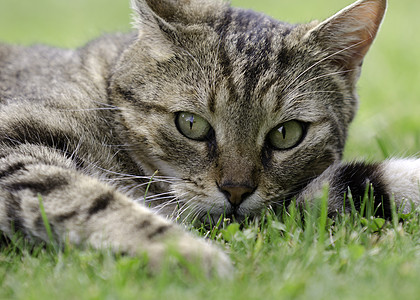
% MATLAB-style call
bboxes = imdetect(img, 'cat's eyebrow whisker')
[287,90,343,103]
[59,100,122,112]
[282,39,366,94]
[181,48,211,91]
[284,70,353,100]
[60,107,121,112]
[91,100,122,109]
[211,34,224,93]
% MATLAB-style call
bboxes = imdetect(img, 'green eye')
[268,120,305,150]
[175,112,211,141]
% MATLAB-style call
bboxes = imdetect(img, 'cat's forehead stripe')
[208,7,300,111]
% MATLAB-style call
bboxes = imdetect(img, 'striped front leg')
[0,144,231,276]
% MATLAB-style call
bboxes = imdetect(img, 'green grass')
[3,204,420,300]
[1,0,420,299]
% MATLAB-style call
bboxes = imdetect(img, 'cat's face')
[110,0,386,223]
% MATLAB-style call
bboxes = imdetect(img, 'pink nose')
[220,185,254,206]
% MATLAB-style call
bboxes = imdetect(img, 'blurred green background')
[1,0,419,160]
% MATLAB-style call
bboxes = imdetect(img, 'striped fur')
[0,0,418,273]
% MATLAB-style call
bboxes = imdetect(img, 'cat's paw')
[142,229,233,278]
[172,232,233,278]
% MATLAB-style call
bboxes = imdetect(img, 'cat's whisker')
[172,197,199,220]
[153,197,185,215]
[144,191,177,200]
[151,198,180,210]
[191,208,207,225]
[145,194,180,203]
[149,197,179,209]
[145,192,187,205]
[176,201,202,223]
[90,165,181,182]
[109,177,180,185]
[173,197,196,214]
[151,192,187,207]
[180,204,202,223]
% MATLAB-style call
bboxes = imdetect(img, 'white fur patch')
[381,159,420,212]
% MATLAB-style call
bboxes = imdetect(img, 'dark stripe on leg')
[55,211,78,223]
[0,162,27,179]
[87,192,114,216]
[7,175,69,195]
[136,220,151,231]
[147,224,171,240]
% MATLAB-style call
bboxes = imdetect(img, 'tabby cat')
[1,0,419,275]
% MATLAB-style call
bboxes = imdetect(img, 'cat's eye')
[175,112,211,141]
[268,120,305,150]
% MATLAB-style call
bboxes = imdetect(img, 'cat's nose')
[220,184,255,206]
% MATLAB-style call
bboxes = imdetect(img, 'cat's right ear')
[130,0,226,59]
[130,0,177,60]
[132,0,225,25]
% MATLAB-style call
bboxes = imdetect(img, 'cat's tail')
[296,159,420,218]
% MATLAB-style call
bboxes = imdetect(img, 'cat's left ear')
[305,0,387,71]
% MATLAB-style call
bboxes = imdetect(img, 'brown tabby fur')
[1,0,419,275]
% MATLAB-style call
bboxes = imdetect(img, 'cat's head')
[110,0,386,223]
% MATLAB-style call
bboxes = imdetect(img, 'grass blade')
[37,193,54,246]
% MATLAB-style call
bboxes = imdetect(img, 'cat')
[0,0,419,275]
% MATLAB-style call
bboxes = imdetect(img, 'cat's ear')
[130,0,225,59]
[131,0,225,26]
[305,0,387,71]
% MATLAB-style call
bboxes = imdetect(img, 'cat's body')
[1,0,419,274]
